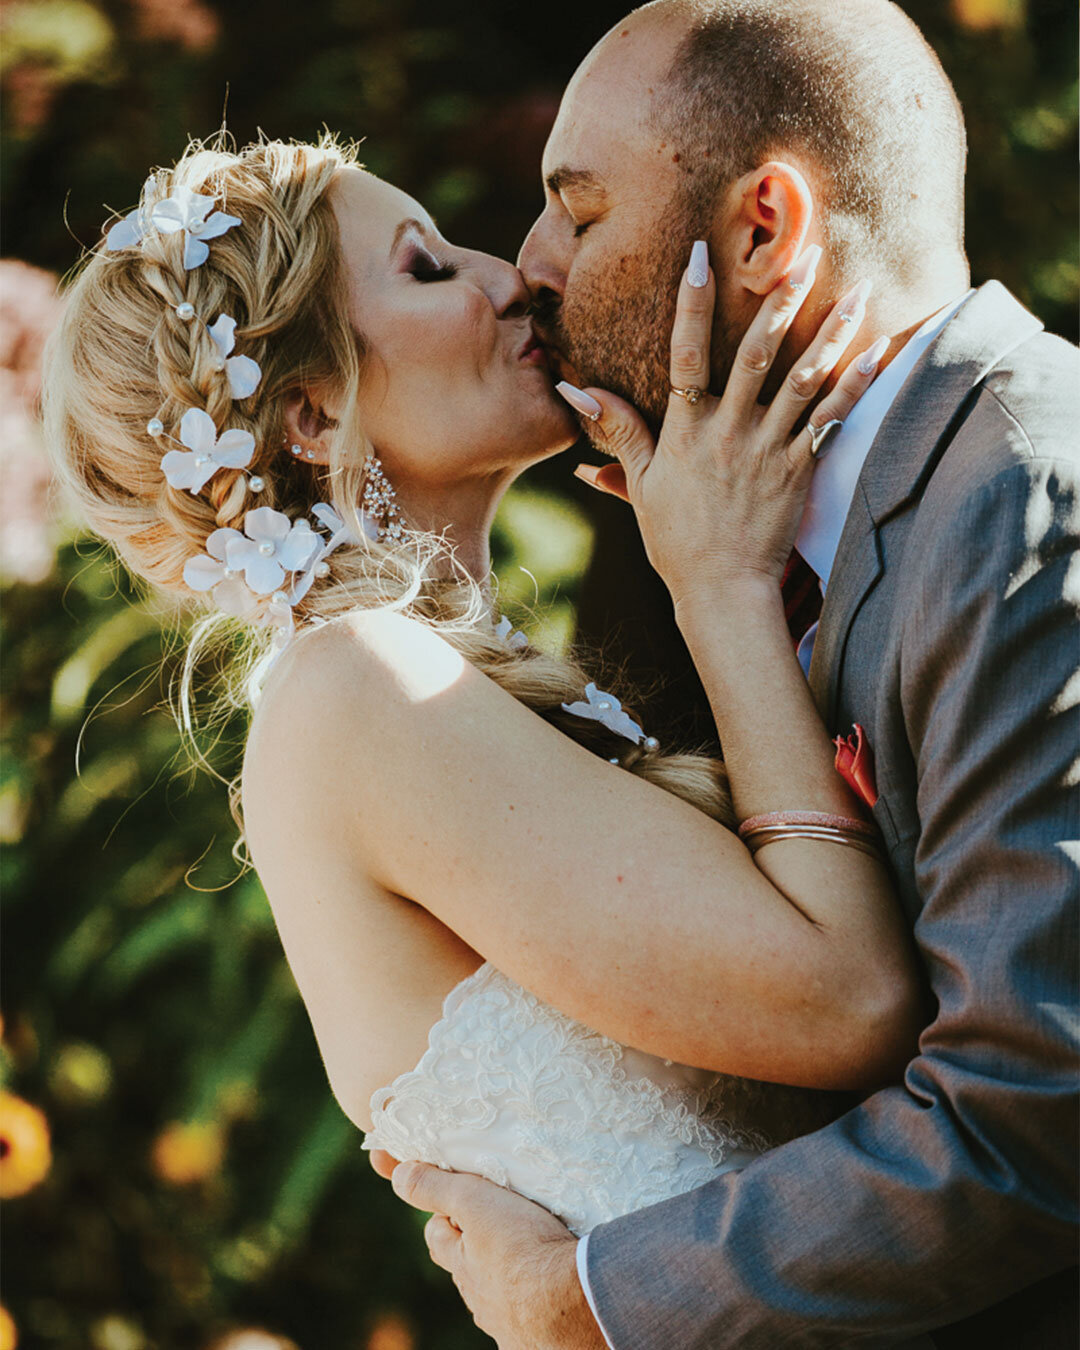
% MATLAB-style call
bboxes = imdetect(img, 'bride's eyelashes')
[406,245,459,282]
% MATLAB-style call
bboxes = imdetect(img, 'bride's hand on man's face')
[560,241,890,612]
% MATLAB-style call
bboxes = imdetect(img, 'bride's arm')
[246,597,920,1096]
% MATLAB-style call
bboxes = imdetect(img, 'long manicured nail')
[838,278,873,323]
[786,244,822,293]
[574,464,614,494]
[687,240,710,288]
[857,335,890,374]
[557,381,603,420]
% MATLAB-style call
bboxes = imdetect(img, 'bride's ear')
[281,387,341,466]
[723,160,815,296]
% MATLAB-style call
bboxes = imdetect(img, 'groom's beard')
[534,198,741,435]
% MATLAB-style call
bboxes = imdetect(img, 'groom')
[376,1,1079,1345]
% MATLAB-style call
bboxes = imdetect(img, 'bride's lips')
[536,341,581,389]
[517,333,549,369]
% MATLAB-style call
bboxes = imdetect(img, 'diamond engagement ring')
[808,417,843,460]
[670,384,705,406]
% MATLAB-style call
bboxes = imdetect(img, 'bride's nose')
[482,255,531,320]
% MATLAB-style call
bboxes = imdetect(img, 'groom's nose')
[517,213,567,305]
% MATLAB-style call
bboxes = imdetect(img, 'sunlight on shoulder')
[350,608,468,704]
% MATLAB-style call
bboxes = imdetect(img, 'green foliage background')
[1,2,1076,1347]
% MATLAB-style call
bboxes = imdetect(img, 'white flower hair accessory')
[562,683,646,745]
[183,507,321,621]
[105,184,241,268]
[149,186,241,270]
[495,616,528,651]
[285,502,377,606]
[310,501,379,548]
[221,506,320,595]
[207,314,262,399]
[104,176,156,251]
[160,407,255,494]
[182,527,260,619]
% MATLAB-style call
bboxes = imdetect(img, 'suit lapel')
[809,281,1044,728]
[808,489,880,724]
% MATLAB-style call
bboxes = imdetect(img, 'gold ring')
[808,418,843,460]
[670,385,705,406]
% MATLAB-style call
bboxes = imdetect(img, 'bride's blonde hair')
[43,133,734,842]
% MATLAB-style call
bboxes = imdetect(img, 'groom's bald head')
[520,0,969,421]
[645,0,967,276]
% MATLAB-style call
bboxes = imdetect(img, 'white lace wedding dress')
[360,960,838,1236]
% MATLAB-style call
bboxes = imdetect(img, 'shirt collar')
[794,289,974,586]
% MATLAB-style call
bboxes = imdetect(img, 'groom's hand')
[373,1153,607,1349]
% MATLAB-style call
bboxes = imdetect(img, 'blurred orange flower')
[150,1120,225,1185]
[0,1303,17,1350]
[367,1312,414,1350]
[0,1090,52,1198]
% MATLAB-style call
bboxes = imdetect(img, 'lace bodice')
[361,962,838,1236]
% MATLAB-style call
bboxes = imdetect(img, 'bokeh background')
[1,1,1076,1347]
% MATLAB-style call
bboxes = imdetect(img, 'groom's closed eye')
[545,166,608,236]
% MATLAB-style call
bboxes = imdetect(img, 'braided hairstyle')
[43,133,735,838]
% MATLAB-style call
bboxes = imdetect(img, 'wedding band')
[808,418,843,460]
[670,384,704,406]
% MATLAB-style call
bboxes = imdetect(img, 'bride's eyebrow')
[388,217,430,259]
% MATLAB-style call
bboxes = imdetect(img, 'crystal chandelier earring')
[361,452,404,542]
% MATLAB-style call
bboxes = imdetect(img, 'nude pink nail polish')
[786,244,822,293]
[557,381,603,420]
[838,278,873,321]
[857,335,890,374]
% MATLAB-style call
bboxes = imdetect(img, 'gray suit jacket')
[586,282,1080,1348]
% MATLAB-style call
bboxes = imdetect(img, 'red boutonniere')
[834,723,878,809]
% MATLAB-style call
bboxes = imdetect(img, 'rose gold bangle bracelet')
[740,824,885,862]
[737,810,877,838]
[737,811,884,862]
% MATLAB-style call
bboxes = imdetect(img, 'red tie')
[781,548,822,647]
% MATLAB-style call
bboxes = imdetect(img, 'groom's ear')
[724,160,815,296]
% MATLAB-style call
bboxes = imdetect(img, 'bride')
[44,135,920,1242]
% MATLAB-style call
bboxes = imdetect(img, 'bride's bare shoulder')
[242,609,466,815]
[256,609,463,726]
[273,607,460,690]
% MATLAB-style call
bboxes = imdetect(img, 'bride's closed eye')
[406,245,459,282]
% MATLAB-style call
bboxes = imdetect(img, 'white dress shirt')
[575,289,974,1346]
